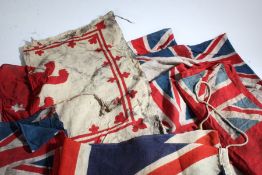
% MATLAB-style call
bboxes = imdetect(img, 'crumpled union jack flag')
[55,130,232,175]
[128,29,262,174]
[0,110,65,174]
[128,29,262,134]
[176,62,262,174]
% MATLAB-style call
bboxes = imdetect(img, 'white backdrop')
[0,0,261,77]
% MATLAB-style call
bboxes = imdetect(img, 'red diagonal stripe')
[170,68,181,109]
[196,34,225,60]
[195,131,220,146]
[149,145,218,175]
[209,83,240,108]
[157,34,174,50]
[14,164,50,174]
[150,82,181,127]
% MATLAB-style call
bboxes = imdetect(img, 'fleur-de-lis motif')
[113,97,121,105]
[95,48,103,52]
[89,124,99,133]
[35,50,44,56]
[128,90,137,98]
[88,36,97,44]
[67,41,76,48]
[102,61,109,67]
[95,21,106,30]
[132,118,147,132]
[114,56,122,61]
[107,77,116,83]
[114,112,126,124]
[121,72,130,78]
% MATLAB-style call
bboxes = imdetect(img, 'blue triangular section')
[31,155,54,167]
[185,105,196,120]
[182,71,205,93]
[227,118,259,133]
[213,39,235,58]
[87,134,187,175]
[155,71,173,98]
[232,97,260,109]
[0,123,16,141]
[18,123,59,152]
[188,39,213,58]
[147,29,176,49]
[234,64,255,75]
[215,66,229,86]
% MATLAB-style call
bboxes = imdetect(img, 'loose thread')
[115,14,134,24]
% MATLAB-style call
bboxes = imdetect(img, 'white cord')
[194,80,249,149]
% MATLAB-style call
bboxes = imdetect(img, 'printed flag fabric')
[176,62,262,174]
[128,28,176,55]
[0,110,66,175]
[22,11,159,143]
[55,130,237,175]
[0,64,56,122]
[128,31,262,134]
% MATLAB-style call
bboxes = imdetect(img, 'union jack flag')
[176,62,262,174]
[56,130,232,175]
[0,110,65,174]
[128,31,262,134]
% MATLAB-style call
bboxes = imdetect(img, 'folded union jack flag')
[176,62,262,174]
[0,110,65,174]
[129,29,262,174]
[128,31,262,135]
[56,130,235,175]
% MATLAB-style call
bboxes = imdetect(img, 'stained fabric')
[176,62,262,174]
[22,11,159,143]
[0,109,66,174]
[55,130,235,175]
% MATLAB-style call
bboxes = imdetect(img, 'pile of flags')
[0,11,261,175]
